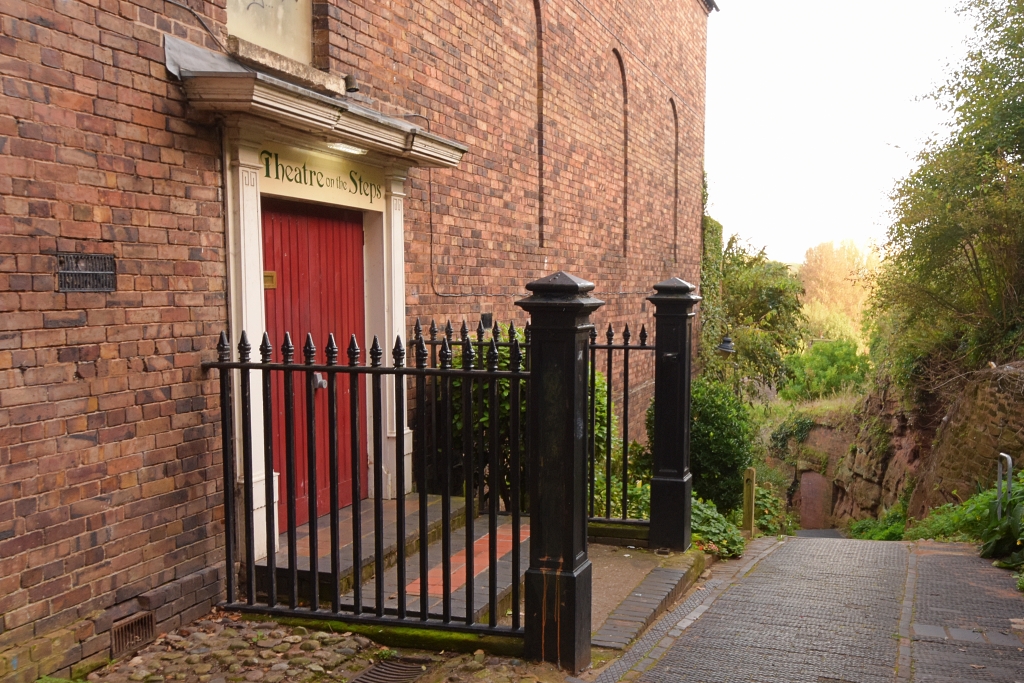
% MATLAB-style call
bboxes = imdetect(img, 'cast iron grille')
[110,611,155,658]
[351,659,429,683]
[56,253,116,292]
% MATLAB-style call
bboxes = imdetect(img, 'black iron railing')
[415,319,530,503]
[206,324,529,635]
[588,324,655,523]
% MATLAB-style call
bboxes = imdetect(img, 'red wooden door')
[262,197,368,531]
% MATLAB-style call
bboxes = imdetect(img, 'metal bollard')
[997,453,1013,520]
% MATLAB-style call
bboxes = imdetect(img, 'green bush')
[849,471,1024,570]
[848,501,908,541]
[779,340,870,401]
[755,485,798,536]
[692,496,746,558]
[690,378,753,512]
[446,324,528,511]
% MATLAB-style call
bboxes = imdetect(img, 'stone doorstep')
[590,563,697,650]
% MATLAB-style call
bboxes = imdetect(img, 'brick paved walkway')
[615,538,1024,683]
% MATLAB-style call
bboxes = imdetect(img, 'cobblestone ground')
[640,539,909,683]
[82,607,564,683]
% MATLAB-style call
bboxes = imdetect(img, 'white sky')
[704,0,974,264]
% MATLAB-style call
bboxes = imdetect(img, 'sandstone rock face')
[831,388,933,526]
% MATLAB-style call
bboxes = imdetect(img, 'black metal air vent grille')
[110,611,155,658]
[56,253,116,292]
[351,659,428,683]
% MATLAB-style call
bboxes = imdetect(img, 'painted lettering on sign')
[257,147,384,210]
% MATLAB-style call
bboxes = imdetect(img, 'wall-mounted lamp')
[344,74,359,93]
[327,142,368,155]
[715,335,736,357]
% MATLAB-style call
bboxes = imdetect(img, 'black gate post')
[516,272,603,674]
[648,278,702,550]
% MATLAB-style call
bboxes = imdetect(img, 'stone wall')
[830,363,1024,526]
[907,364,1024,519]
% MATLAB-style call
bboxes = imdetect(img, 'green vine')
[769,415,816,456]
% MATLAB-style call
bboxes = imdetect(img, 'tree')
[869,0,1024,389]
[799,241,878,344]
[705,236,805,395]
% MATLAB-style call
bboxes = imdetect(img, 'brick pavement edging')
[591,551,705,650]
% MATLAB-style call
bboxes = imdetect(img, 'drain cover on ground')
[351,659,429,683]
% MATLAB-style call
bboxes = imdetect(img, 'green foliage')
[1016,571,1024,592]
[849,471,1024,569]
[869,0,1024,390]
[699,215,726,373]
[779,340,871,401]
[979,471,1024,567]
[690,378,754,512]
[848,501,908,541]
[692,496,746,558]
[448,325,527,511]
[701,234,806,399]
[903,487,996,542]
[769,414,816,457]
[803,301,862,346]
[755,485,798,536]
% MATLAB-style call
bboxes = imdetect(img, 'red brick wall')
[0,0,709,679]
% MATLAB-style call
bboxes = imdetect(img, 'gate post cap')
[517,271,604,312]
[526,271,595,296]
[648,277,702,305]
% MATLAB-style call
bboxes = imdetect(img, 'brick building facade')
[0,0,713,679]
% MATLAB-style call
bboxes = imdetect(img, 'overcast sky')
[704,0,974,264]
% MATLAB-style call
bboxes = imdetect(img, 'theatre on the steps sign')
[258,145,385,211]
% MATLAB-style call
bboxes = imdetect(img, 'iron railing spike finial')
[347,334,361,366]
[524,321,531,343]
[508,320,517,340]
[623,324,631,345]
[238,330,251,362]
[492,320,501,341]
[217,331,230,361]
[415,334,428,369]
[260,332,273,363]
[326,333,339,365]
[639,324,648,347]
[487,337,499,371]
[281,332,294,363]
[476,319,485,341]
[414,318,422,340]
[444,320,454,341]
[439,337,453,369]
[460,320,469,342]
[369,336,383,367]
[429,319,438,340]
[589,327,597,343]
[463,334,475,365]
[509,337,523,372]
[303,333,317,364]
[606,323,614,344]
[393,336,406,368]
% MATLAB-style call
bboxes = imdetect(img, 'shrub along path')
[624,538,1024,683]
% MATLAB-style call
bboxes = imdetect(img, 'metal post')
[647,278,702,551]
[516,271,603,674]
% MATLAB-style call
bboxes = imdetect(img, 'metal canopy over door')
[262,197,368,530]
